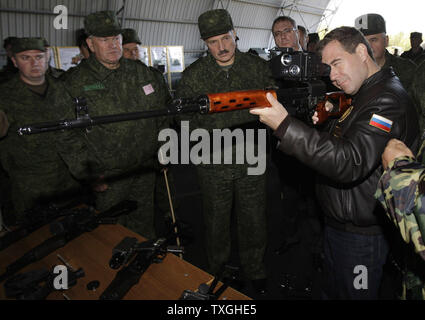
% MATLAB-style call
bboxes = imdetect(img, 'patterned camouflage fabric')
[57,54,171,239]
[409,61,425,133]
[10,37,46,54]
[0,74,82,219]
[122,28,141,45]
[198,9,234,40]
[175,50,275,280]
[375,57,425,299]
[84,11,122,37]
[375,154,425,300]
[383,50,417,90]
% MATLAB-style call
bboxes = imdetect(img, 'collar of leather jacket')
[354,67,396,100]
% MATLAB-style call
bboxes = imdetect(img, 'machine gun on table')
[0,200,137,283]
[0,199,92,252]
[4,265,84,300]
[99,235,184,300]
[17,49,351,136]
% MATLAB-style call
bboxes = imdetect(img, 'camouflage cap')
[198,9,234,40]
[84,11,122,37]
[354,13,386,36]
[11,37,47,54]
[122,28,142,45]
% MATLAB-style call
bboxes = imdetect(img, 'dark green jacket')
[384,50,417,90]
[0,74,81,214]
[58,55,170,178]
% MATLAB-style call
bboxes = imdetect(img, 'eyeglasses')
[273,28,297,38]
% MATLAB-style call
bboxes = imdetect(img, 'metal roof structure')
[0,0,341,67]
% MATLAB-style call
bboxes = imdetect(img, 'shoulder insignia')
[369,114,393,133]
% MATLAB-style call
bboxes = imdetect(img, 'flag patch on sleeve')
[369,114,393,133]
[143,84,155,95]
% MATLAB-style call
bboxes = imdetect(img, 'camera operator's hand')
[250,93,288,131]
[312,101,334,125]
[382,139,415,169]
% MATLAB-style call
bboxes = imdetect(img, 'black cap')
[354,13,386,36]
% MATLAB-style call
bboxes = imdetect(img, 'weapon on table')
[180,264,240,300]
[0,200,137,283]
[17,48,352,136]
[0,198,92,252]
[4,265,84,300]
[99,235,184,300]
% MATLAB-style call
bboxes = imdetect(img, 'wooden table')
[0,223,250,300]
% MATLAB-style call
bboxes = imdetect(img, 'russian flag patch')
[369,114,393,133]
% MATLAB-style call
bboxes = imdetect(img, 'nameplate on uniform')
[143,84,155,95]
[369,114,393,133]
[83,83,106,92]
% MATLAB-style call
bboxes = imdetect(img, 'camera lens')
[281,54,292,66]
[289,65,301,76]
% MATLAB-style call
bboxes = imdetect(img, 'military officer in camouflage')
[355,13,417,90]
[121,28,143,61]
[401,32,425,65]
[58,11,170,239]
[120,27,178,236]
[176,9,274,294]
[410,61,425,133]
[0,38,82,220]
[375,138,425,299]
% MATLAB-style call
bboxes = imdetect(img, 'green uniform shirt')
[409,61,425,133]
[58,55,170,178]
[384,50,417,90]
[0,74,81,215]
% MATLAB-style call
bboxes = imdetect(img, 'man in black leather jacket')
[251,26,419,299]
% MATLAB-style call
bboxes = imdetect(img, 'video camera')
[269,47,330,81]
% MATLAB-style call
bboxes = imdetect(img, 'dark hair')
[308,33,319,44]
[3,36,18,49]
[76,29,89,48]
[317,26,375,61]
[298,25,307,34]
[272,16,297,31]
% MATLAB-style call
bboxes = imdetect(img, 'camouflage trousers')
[95,170,156,240]
[196,165,267,280]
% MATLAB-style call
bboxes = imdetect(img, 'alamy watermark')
[353,265,368,290]
[53,5,68,30]
[158,121,267,175]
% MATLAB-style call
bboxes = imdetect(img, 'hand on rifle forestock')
[313,92,352,125]
[249,92,288,131]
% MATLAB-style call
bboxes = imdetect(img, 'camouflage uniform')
[375,153,425,300]
[409,61,425,133]
[0,73,82,219]
[383,50,417,90]
[58,42,170,239]
[0,60,19,84]
[375,56,425,300]
[176,10,274,279]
